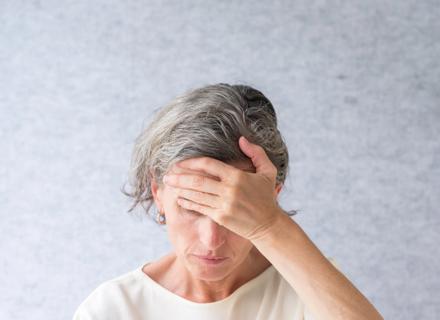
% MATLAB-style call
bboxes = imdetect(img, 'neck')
[168,246,272,303]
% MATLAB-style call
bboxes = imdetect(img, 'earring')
[156,208,166,225]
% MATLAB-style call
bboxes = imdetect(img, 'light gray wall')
[1,1,438,319]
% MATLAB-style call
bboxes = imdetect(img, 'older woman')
[73,83,383,319]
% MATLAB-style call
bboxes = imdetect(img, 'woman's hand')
[162,136,285,242]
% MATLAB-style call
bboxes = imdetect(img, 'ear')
[150,174,164,210]
[275,183,283,196]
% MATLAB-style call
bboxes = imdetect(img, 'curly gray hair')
[121,83,298,223]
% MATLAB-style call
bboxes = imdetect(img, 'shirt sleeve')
[303,256,341,320]
[71,282,110,320]
[72,304,93,320]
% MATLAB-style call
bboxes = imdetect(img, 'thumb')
[238,136,274,176]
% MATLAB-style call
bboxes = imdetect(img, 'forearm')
[252,210,383,320]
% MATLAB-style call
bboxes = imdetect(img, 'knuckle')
[224,186,236,201]
[192,175,205,187]
[213,210,226,225]
[229,171,241,185]
[222,199,233,213]
[229,187,240,201]
[193,190,203,202]
[185,200,193,209]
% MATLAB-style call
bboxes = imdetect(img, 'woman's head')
[122,83,295,278]
[152,158,278,280]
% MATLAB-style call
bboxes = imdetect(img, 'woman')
[73,83,383,319]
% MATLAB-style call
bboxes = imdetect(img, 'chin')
[192,268,231,282]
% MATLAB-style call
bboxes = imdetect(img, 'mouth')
[193,254,228,265]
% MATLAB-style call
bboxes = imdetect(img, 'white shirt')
[73,257,339,320]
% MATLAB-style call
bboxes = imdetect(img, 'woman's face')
[151,159,277,281]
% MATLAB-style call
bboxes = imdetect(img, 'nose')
[198,217,227,250]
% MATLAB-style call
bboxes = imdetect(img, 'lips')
[193,254,228,265]
[194,255,227,260]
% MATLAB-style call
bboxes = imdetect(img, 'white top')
[73,258,339,320]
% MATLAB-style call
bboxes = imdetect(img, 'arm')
[252,209,384,320]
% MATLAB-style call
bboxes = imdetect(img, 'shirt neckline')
[133,261,276,308]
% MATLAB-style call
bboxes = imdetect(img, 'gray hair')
[121,83,298,222]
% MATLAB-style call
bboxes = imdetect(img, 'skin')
[146,136,384,319]
[146,158,282,302]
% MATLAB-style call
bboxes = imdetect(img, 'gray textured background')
[1,1,439,319]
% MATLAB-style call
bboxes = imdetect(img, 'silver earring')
[156,208,166,225]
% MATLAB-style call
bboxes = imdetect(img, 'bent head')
[151,158,282,281]
[122,83,292,279]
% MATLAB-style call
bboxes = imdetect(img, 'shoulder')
[72,269,138,319]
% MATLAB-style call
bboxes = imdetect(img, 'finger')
[176,157,237,183]
[163,172,223,195]
[168,163,218,179]
[176,197,217,219]
[170,186,221,209]
[167,162,222,189]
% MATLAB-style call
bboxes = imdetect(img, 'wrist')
[250,207,292,244]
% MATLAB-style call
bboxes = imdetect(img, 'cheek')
[165,213,198,252]
[227,233,254,255]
